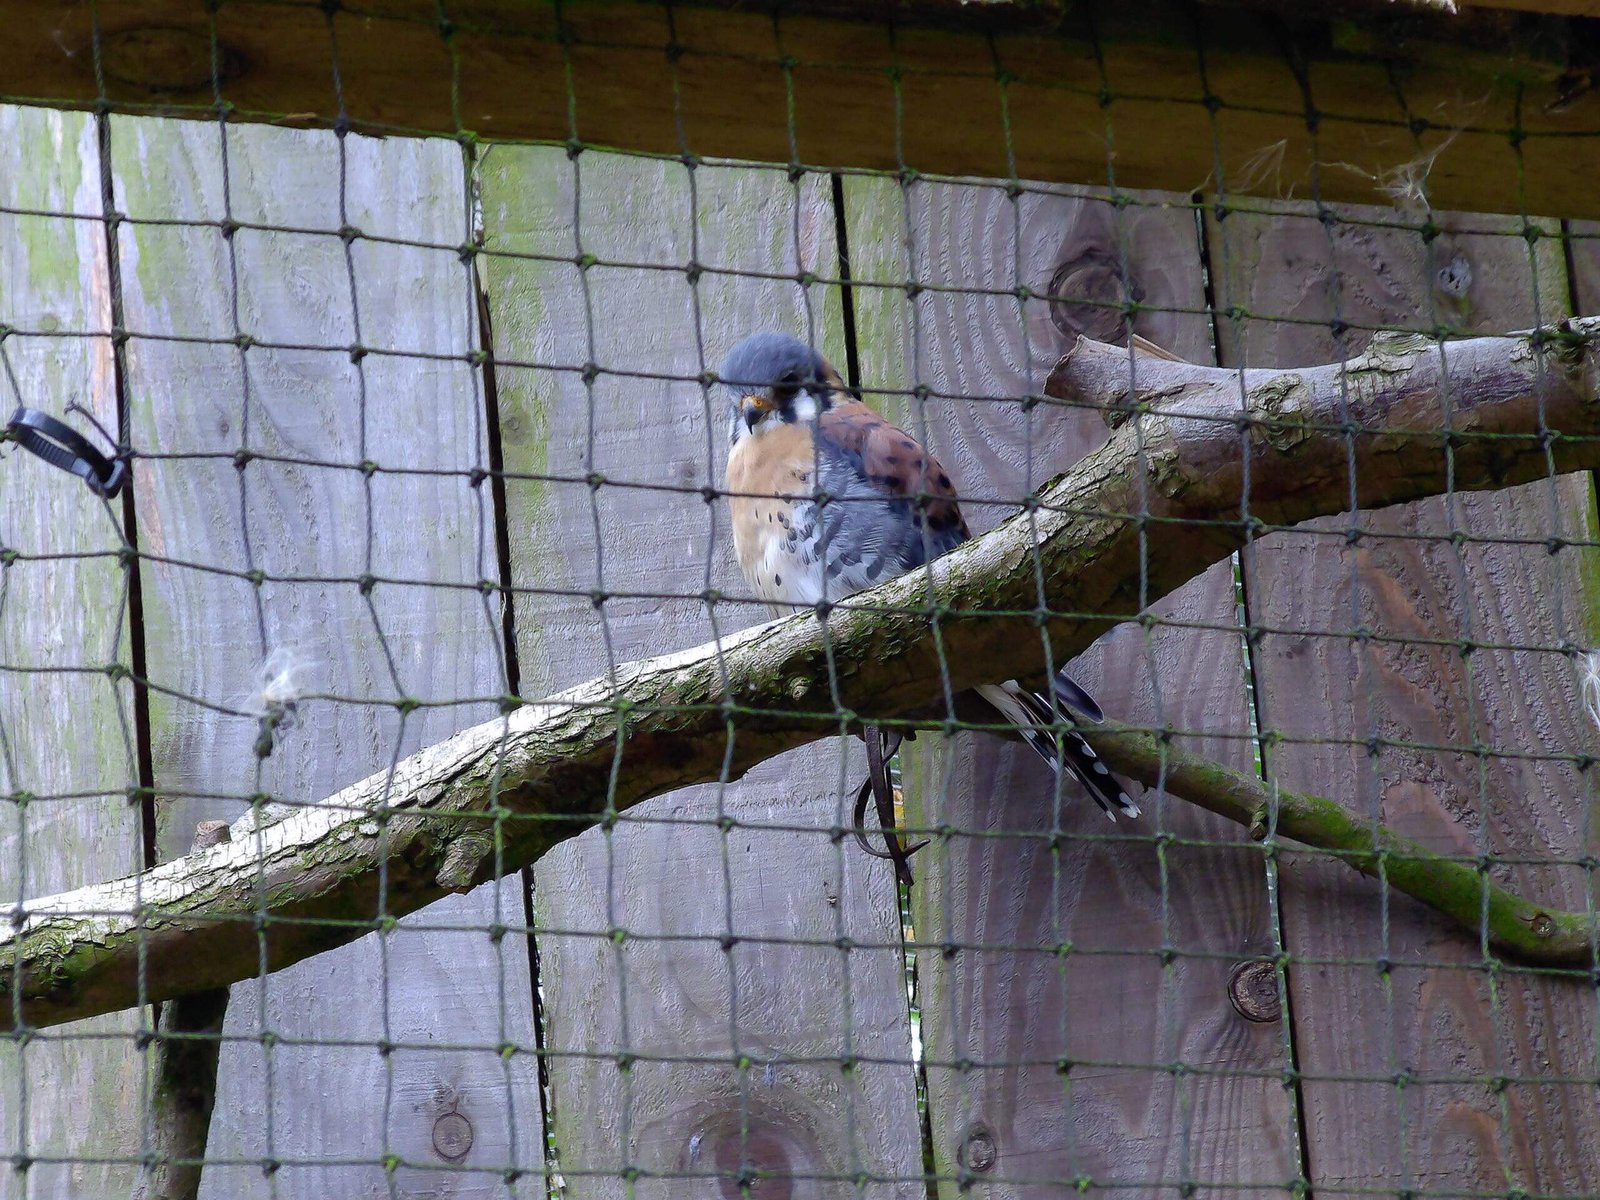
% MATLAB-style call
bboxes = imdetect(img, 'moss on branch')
[1081,724,1600,968]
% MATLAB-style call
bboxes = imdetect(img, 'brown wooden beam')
[2,0,1597,218]
[1466,0,1600,14]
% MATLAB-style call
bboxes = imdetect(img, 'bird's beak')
[740,393,774,429]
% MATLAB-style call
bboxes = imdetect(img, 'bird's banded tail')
[975,679,1140,821]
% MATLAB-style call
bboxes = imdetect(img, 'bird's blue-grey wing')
[787,397,1132,813]
[809,402,969,597]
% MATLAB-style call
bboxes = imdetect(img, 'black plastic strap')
[7,407,127,498]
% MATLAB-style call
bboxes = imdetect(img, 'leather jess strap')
[853,724,925,887]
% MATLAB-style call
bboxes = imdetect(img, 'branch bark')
[6,319,1600,1031]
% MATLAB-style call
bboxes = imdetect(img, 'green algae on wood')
[477,142,913,1199]
[0,104,147,1199]
[1081,723,1600,968]
[108,115,543,1196]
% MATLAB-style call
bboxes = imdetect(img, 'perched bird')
[719,331,1137,820]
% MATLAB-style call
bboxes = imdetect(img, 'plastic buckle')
[6,407,127,499]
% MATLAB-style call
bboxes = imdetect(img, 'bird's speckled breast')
[725,423,822,606]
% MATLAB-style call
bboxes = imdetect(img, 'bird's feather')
[726,422,822,605]
[810,401,969,597]
[727,396,971,606]
[980,681,1139,819]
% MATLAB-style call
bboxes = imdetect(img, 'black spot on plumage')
[885,455,900,465]
[774,573,782,586]
[900,438,915,450]
[937,473,951,489]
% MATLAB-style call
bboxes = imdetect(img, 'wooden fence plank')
[1571,221,1600,317]
[0,105,146,1200]
[478,147,924,1198]
[111,117,542,1198]
[1207,199,1600,1197]
[844,177,1298,1197]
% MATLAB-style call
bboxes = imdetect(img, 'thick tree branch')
[5,319,1600,1031]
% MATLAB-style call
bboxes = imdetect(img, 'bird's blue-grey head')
[718,332,841,446]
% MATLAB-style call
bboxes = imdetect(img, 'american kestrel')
[719,331,1138,821]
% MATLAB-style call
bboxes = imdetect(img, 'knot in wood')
[1048,247,1139,344]
[711,1120,794,1199]
[1227,960,1281,1022]
[431,1110,473,1161]
[1434,251,1472,303]
[436,830,495,894]
[958,1123,998,1173]
[191,820,232,851]
[1245,375,1309,453]
[100,28,239,93]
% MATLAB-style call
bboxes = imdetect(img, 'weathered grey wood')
[478,147,923,1196]
[131,820,233,1200]
[1207,199,1600,1196]
[1570,221,1600,317]
[110,117,541,1198]
[0,105,147,1200]
[845,177,1296,1195]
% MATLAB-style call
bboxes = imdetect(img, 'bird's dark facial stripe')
[737,372,836,437]
[773,369,801,408]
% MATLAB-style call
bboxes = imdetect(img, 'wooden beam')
[2,0,1597,220]
[1206,194,1600,1200]
[1467,0,1600,14]
[844,176,1297,1196]
[113,115,545,1193]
